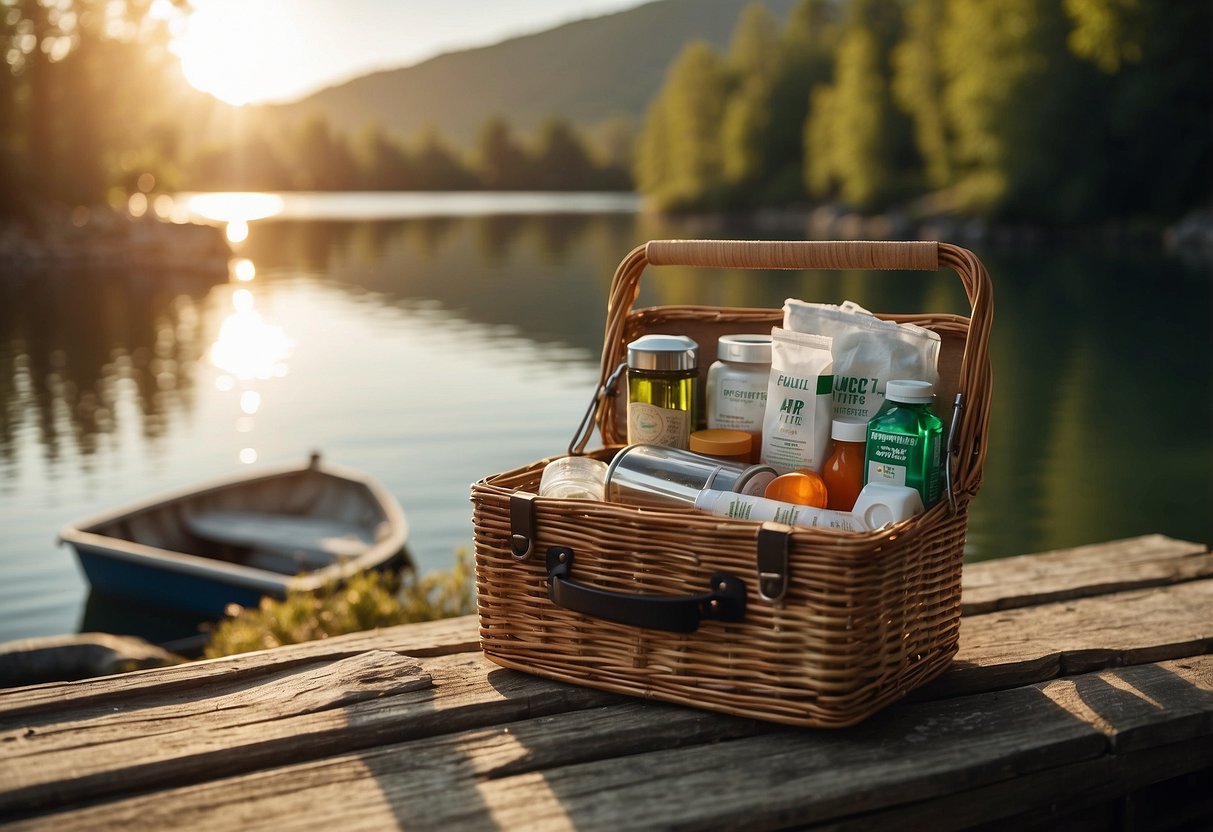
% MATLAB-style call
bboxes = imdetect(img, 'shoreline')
[2,197,1210,272]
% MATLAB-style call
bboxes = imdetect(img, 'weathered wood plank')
[0,614,480,720]
[925,578,1213,698]
[9,657,1210,832]
[2,540,1209,827]
[0,652,621,815]
[962,535,1212,614]
[7,536,1198,720]
[7,575,1208,736]
[820,736,1213,832]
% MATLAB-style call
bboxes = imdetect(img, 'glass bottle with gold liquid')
[626,334,698,449]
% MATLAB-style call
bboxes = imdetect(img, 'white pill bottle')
[705,334,772,462]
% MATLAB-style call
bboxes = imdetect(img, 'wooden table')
[2,535,1211,830]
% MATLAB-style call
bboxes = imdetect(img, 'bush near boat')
[203,550,475,659]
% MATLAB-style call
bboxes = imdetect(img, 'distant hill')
[268,0,800,147]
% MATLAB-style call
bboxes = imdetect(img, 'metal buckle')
[509,492,538,560]
[756,522,791,602]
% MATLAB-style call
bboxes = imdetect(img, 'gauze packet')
[761,328,834,474]
[783,299,941,421]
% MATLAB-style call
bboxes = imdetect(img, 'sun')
[172,0,312,106]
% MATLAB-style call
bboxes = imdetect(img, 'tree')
[352,124,413,190]
[291,115,358,190]
[719,4,781,193]
[1063,0,1211,217]
[804,0,916,210]
[767,0,837,201]
[474,116,531,190]
[1,0,188,210]
[633,40,729,209]
[407,125,475,190]
[531,118,596,191]
[939,0,1102,220]
[892,0,953,191]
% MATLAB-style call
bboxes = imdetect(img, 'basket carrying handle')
[547,547,746,633]
[580,239,993,505]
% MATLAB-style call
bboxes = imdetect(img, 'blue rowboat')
[59,453,410,618]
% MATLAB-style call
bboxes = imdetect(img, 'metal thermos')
[603,444,777,509]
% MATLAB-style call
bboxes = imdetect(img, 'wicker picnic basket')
[471,239,993,728]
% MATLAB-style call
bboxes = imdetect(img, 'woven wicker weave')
[471,240,993,728]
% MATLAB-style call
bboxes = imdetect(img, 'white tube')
[693,489,870,532]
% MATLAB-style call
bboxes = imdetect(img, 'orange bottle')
[822,418,867,511]
[763,470,829,508]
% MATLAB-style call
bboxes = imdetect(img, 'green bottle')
[864,380,944,509]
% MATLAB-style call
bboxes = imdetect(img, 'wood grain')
[962,535,1212,614]
[7,658,1209,831]
[2,537,1211,830]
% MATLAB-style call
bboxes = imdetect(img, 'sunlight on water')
[226,220,249,244]
[185,192,286,223]
[209,285,293,384]
[232,258,256,282]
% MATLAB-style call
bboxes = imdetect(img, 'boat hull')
[75,544,275,617]
[60,455,410,620]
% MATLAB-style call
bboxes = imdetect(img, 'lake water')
[1,191,1210,646]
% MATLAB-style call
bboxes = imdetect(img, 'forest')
[1,0,1209,224]
[637,0,1211,221]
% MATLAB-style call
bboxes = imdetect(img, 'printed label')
[867,428,919,487]
[627,402,690,448]
[833,375,883,420]
[709,381,767,432]
[867,459,907,487]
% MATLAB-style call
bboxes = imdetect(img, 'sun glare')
[173,1,309,105]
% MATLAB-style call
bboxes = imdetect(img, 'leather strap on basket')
[547,546,746,633]
[579,239,993,508]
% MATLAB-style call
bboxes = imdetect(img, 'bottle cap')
[690,429,752,457]
[715,334,772,364]
[627,334,698,371]
[830,418,867,442]
[885,379,935,404]
[851,483,925,528]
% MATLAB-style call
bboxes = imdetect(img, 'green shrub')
[204,549,475,658]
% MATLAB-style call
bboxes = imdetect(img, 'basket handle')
[547,547,746,633]
[583,239,993,504]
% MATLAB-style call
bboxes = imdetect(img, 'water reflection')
[207,259,292,465]
[185,192,286,224]
[1,196,1209,648]
[0,266,224,479]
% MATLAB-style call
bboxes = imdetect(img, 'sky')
[171,0,653,106]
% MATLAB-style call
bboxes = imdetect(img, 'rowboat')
[59,454,410,618]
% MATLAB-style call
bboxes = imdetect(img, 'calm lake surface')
[2,191,1210,645]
